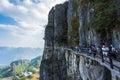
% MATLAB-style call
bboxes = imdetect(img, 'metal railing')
[66,46,120,73]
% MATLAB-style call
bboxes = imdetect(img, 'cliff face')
[65,50,112,80]
[67,0,100,46]
[40,0,120,80]
[40,2,68,80]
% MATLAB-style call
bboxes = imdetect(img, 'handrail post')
[101,52,104,62]
[109,54,113,69]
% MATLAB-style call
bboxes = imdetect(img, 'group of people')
[101,45,115,56]
[71,43,119,59]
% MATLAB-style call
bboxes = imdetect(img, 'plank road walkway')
[65,48,120,77]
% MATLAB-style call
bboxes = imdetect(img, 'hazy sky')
[0,0,67,48]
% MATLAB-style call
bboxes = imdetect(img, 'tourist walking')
[102,45,109,60]
[97,46,102,57]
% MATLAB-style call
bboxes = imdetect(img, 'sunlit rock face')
[40,2,68,80]
[40,0,120,80]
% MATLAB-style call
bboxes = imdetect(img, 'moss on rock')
[89,0,120,31]
[69,16,79,46]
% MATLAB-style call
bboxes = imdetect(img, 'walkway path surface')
[66,48,120,77]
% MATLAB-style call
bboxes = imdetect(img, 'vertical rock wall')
[40,0,120,80]
[112,0,120,48]
[40,2,68,80]
[113,30,120,48]
[67,0,101,46]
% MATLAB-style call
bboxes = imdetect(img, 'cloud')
[0,24,44,48]
[0,0,67,48]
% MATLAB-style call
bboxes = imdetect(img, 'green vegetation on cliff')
[90,0,120,30]
[69,16,79,45]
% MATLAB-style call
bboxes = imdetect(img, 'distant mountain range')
[0,47,43,66]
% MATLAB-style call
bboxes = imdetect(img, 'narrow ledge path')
[65,48,120,79]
